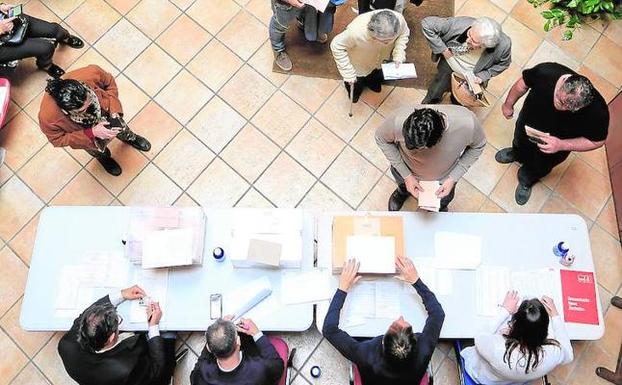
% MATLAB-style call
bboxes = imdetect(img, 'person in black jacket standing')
[58,285,176,385]
[323,256,445,385]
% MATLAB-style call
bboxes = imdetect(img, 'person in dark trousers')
[323,257,445,385]
[0,3,83,77]
[495,62,609,205]
[57,285,177,385]
[191,316,284,385]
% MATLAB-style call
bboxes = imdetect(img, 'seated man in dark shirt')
[191,316,284,385]
[58,285,177,385]
[323,256,445,385]
[496,62,610,205]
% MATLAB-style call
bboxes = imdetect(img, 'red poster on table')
[560,270,599,325]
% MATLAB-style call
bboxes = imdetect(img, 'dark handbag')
[0,15,29,46]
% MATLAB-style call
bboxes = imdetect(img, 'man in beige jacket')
[330,9,409,103]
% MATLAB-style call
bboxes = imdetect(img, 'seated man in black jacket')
[58,285,176,385]
[323,256,445,385]
[191,316,284,385]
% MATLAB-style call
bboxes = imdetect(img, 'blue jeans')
[269,1,304,53]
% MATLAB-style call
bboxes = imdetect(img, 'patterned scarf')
[448,42,472,56]
[67,83,103,128]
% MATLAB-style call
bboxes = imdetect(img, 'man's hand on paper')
[502,290,519,314]
[537,134,563,154]
[394,255,419,284]
[122,285,147,300]
[436,177,455,198]
[338,259,361,292]
[404,174,423,198]
[146,301,162,326]
[236,317,259,336]
[541,296,559,317]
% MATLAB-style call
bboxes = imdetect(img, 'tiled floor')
[0,0,621,384]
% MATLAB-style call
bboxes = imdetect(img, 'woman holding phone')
[0,3,84,77]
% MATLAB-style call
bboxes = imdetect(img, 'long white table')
[315,211,604,340]
[20,206,315,332]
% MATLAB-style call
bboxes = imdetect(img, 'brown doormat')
[272,1,454,89]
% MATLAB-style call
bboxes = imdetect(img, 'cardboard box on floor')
[332,215,404,274]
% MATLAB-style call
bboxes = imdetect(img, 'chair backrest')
[0,77,10,130]
[267,336,289,385]
[351,363,431,385]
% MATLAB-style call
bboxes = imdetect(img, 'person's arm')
[475,42,511,82]
[391,15,409,63]
[540,137,605,154]
[502,76,529,118]
[447,115,486,182]
[549,315,574,364]
[91,65,123,115]
[40,119,96,149]
[420,16,453,55]
[374,115,411,178]
[330,29,358,83]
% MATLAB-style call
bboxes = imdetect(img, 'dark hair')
[77,303,119,352]
[205,319,237,359]
[503,298,560,373]
[382,323,417,366]
[402,108,445,150]
[561,74,595,111]
[45,78,88,111]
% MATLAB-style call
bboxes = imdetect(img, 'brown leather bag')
[451,72,491,108]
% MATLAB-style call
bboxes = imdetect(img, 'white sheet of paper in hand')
[434,231,482,269]
[142,228,194,268]
[130,269,169,323]
[346,235,395,274]
[382,63,417,80]
[302,0,330,12]
[281,271,333,305]
[418,181,441,211]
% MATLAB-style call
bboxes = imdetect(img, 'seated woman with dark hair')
[461,291,573,384]
[0,3,83,77]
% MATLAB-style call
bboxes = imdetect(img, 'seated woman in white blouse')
[461,291,573,385]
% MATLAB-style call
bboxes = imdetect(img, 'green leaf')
[542,9,555,17]
[566,0,578,7]
[602,1,614,12]
[563,29,574,39]
[544,19,552,30]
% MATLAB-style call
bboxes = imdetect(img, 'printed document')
[434,231,482,269]
[346,235,395,274]
[414,258,453,295]
[476,266,511,316]
[341,281,402,327]
[130,268,169,323]
[382,63,417,80]
[142,228,194,268]
[418,181,441,212]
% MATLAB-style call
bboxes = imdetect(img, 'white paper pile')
[346,235,395,274]
[382,63,418,80]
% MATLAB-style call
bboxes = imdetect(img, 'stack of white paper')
[434,231,482,269]
[346,235,395,274]
[224,276,274,321]
[418,181,441,212]
[281,270,333,305]
[142,228,194,268]
[382,63,417,80]
[130,268,169,323]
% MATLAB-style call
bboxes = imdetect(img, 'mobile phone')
[528,136,546,145]
[8,4,23,18]
[210,294,222,320]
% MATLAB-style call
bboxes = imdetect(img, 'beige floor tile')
[255,153,315,207]
[548,23,600,62]
[481,99,515,151]
[187,96,246,153]
[315,89,374,142]
[281,75,339,113]
[576,146,609,177]
[9,60,50,108]
[185,332,206,356]
[584,35,622,87]
[578,65,620,103]
[125,44,182,97]
[8,213,41,266]
[220,65,276,119]
[300,338,349,385]
[128,101,183,160]
[0,298,53,356]
[0,328,28,385]
[106,0,140,14]
[451,179,487,212]
[350,112,389,171]
[526,40,580,71]
[360,84,393,110]
[432,355,460,384]
[170,0,196,9]
[292,373,312,385]
[173,346,197,385]
[85,140,149,195]
[277,328,323,370]
[154,129,215,189]
[22,91,43,128]
[155,70,214,125]
[18,143,81,202]
[479,198,506,212]
[34,333,77,385]
[298,182,352,211]
[245,0,272,25]
[457,0,506,23]
[156,15,212,65]
[118,163,182,205]
[187,158,249,207]
[94,19,150,70]
[173,193,200,207]
[6,99,21,123]
[490,0,519,12]
[252,90,310,147]
[0,112,47,170]
[490,164,552,213]
[10,363,51,385]
[0,163,13,187]
[286,118,345,177]
[540,153,574,190]
[248,41,289,87]
[67,48,119,76]
[235,187,275,208]
[556,158,610,220]
[600,303,622,358]
[322,147,381,207]
[589,224,622,294]
[464,144,509,195]
[604,19,622,45]
[65,0,120,44]
[568,342,616,385]
[539,193,593,227]
[50,169,115,206]
[358,175,395,211]
[510,0,547,36]
[51,25,86,71]
[221,124,279,182]
[0,176,44,241]
[127,0,181,39]
[43,0,83,19]
[0,247,28,317]
[217,10,267,60]
[187,39,243,92]
[502,16,542,67]
[115,74,150,121]
[377,87,426,117]
[187,0,241,34]
[596,197,619,240]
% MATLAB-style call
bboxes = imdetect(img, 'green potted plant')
[527,0,622,39]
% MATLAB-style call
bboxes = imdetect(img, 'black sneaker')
[515,183,531,205]
[62,35,84,49]
[96,153,122,176]
[388,189,409,211]
[123,134,151,152]
[495,147,515,164]
[45,63,65,78]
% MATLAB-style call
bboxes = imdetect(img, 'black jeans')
[0,14,69,68]
[390,166,456,212]
[422,57,452,104]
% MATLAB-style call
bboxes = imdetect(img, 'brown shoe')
[318,33,328,44]
[274,51,292,72]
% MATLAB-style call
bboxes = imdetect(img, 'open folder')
[382,63,417,80]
